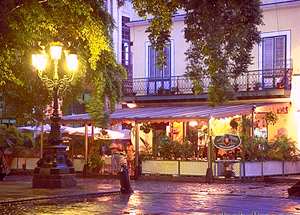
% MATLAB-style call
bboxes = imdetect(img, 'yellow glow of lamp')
[127,103,137,108]
[66,54,78,71]
[32,54,47,71]
[189,120,198,127]
[50,45,63,61]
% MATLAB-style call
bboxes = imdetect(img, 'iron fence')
[123,68,292,97]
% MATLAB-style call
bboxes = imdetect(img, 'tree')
[133,0,263,105]
[0,0,126,125]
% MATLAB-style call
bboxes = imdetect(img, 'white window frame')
[144,40,175,78]
[258,30,291,71]
[258,30,291,86]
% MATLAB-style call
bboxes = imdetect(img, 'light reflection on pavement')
[1,180,300,214]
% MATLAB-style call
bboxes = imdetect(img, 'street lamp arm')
[37,70,56,90]
[61,72,75,85]
[56,73,75,95]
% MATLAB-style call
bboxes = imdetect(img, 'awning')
[62,102,289,123]
[18,125,130,140]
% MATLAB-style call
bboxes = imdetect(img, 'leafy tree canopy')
[0,0,126,125]
[133,0,263,105]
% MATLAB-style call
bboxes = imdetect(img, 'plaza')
[2,0,300,214]
[1,175,300,214]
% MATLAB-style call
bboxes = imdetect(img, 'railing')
[123,68,292,97]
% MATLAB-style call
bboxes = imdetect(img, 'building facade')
[68,0,136,114]
[123,0,300,148]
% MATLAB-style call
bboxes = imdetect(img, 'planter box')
[284,161,300,174]
[243,162,262,177]
[73,158,85,172]
[73,157,112,172]
[10,156,113,173]
[142,160,179,175]
[180,161,207,176]
[214,160,241,177]
[10,157,39,170]
[263,161,283,176]
[243,161,300,177]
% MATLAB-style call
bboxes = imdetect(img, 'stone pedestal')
[32,145,76,188]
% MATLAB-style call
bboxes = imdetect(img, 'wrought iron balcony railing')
[123,68,292,97]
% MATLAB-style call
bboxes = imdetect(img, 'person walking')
[110,140,125,175]
[125,141,135,176]
[0,151,7,181]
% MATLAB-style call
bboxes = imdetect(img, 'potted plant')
[170,87,179,95]
[157,87,165,96]
[230,119,239,130]
[157,136,174,160]
[233,83,239,92]
[253,82,261,91]
[265,111,278,126]
[88,152,105,174]
[140,123,151,134]
[0,126,33,177]
[267,136,296,160]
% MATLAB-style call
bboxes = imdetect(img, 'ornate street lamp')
[31,42,78,188]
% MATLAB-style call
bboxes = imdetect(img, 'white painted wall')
[107,0,135,63]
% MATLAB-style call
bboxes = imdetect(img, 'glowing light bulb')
[66,54,78,71]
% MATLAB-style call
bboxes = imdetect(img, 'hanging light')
[32,53,47,71]
[66,54,78,71]
[50,44,63,60]
[189,120,198,127]
[127,103,137,108]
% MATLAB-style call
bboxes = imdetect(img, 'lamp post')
[31,42,78,188]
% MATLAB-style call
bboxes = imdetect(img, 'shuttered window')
[262,35,286,71]
[261,35,287,88]
[148,44,171,79]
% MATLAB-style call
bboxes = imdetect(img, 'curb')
[0,190,120,205]
[263,177,300,184]
[137,175,300,184]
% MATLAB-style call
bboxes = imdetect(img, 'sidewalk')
[1,175,299,214]
[1,174,299,204]
[0,175,120,204]
[138,174,300,184]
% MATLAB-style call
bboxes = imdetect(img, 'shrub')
[88,152,105,172]
[0,126,33,156]
[268,136,297,161]
[156,136,196,160]
[181,139,195,160]
[157,136,174,160]
[241,135,298,161]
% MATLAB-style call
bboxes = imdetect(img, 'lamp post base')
[32,173,76,188]
[32,145,76,188]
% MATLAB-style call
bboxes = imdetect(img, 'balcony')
[123,68,292,102]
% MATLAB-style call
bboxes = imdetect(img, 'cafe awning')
[62,102,289,123]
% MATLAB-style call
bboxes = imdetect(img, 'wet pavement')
[1,176,300,214]
[0,175,119,202]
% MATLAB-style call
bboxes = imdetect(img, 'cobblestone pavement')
[0,175,119,202]
[1,176,300,214]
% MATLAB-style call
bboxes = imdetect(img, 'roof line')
[128,1,300,27]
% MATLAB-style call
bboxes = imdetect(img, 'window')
[260,31,290,89]
[122,16,130,69]
[148,44,171,79]
[122,16,133,95]
[262,35,286,71]
[147,44,172,94]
